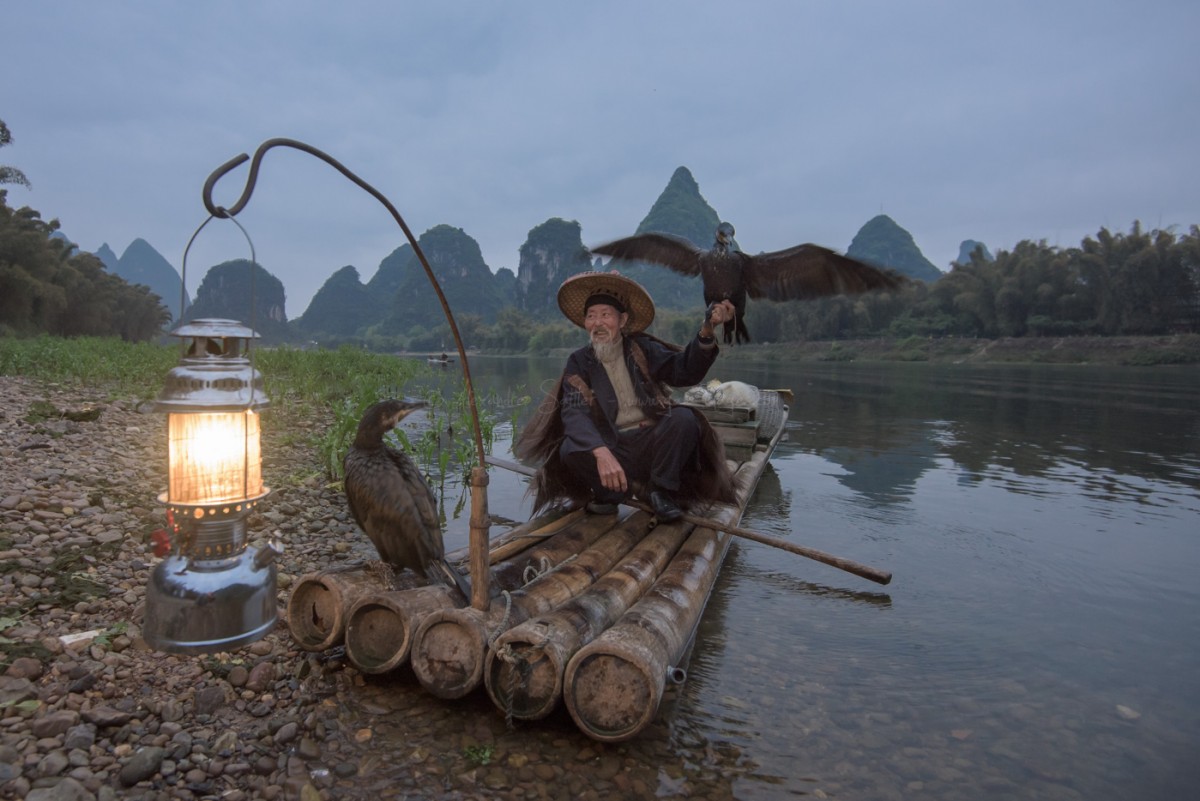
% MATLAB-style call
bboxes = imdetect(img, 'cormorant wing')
[342,465,368,531]
[381,445,442,554]
[591,232,705,276]
[743,244,907,301]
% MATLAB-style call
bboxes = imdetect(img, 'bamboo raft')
[287,388,790,742]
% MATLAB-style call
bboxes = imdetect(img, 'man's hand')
[702,300,737,337]
[593,446,627,494]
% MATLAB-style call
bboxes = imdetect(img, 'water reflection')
[820,433,939,503]
[731,559,893,608]
[782,367,1193,498]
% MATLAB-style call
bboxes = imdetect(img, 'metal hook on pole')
[199,138,492,608]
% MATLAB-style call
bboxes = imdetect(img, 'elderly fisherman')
[516,271,737,522]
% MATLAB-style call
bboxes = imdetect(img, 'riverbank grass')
[0,336,487,485]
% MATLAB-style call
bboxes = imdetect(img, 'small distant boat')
[427,353,454,365]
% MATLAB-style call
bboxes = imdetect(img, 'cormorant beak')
[388,399,427,427]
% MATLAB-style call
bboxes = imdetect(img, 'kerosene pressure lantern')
[143,318,281,653]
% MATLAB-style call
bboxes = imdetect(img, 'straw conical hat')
[556,271,655,333]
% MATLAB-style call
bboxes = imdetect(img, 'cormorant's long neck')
[352,426,387,450]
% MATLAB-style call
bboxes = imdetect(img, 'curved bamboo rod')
[199,138,492,607]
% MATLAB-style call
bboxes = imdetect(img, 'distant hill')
[95,243,118,270]
[292,242,420,340]
[847,215,943,282]
[493,267,518,308]
[49,230,79,256]
[956,239,994,265]
[365,244,419,310]
[376,225,503,334]
[184,259,292,344]
[297,227,521,346]
[516,218,593,318]
[598,166,724,311]
[97,238,191,323]
[293,265,374,339]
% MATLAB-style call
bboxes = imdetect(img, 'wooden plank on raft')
[446,505,580,565]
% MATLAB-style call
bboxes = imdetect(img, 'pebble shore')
[0,376,742,801]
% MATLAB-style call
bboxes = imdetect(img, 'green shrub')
[818,344,857,362]
[1120,349,1197,366]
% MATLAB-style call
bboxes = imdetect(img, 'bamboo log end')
[410,607,488,699]
[563,645,662,743]
[484,635,565,721]
[286,578,342,651]
[285,567,397,652]
[344,586,465,674]
[344,598,412,674]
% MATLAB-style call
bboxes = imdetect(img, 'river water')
[413,355,1200,800]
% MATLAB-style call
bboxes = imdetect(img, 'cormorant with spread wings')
[592,222,906,344]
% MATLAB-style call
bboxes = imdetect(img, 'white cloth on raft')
[683,380,760,409]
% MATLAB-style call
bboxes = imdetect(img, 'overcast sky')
[5,1,1198,317]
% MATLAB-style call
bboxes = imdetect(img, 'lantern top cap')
[170,318,260,339]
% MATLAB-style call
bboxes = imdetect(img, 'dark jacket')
[516,333,737,512]
[559,332,718,457]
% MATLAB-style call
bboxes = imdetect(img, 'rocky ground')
[0,374,368,801]
[0,376,747,801]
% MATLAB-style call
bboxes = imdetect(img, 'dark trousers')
[559,406,701,503]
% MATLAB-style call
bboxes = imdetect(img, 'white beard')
[592,336,624,365]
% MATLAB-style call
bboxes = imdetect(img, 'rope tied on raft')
[500,645,525,729]
[486,590,514,647]
[522,553,578,586]
[495,626,552,729]
[498,643,527,729]
[523,557,552,584]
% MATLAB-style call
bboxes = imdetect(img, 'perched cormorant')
[343,398,470,597]
[592,222,907,344]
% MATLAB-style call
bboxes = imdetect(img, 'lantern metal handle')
[199,137,485,469]
[176,213,264,415]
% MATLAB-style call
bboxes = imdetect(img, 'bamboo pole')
[198,138,498,647]
[342,509,603,675]
[404,510,615,695]
[562,428,781,742]
[480,457,760,721]
[623,499,891,585]
[286,509,577,660]
[468,466,491,610]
